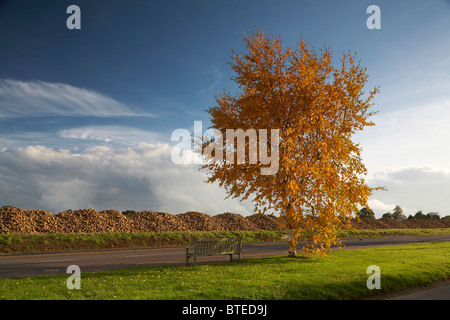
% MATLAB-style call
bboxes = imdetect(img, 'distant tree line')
[357,205,450,220]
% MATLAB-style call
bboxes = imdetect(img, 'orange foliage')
[201,29,382,257]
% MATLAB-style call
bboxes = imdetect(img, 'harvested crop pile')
[211,212,259,231]
[350,217,450,229]
[0,206,449,234]
[176,211,219,231]
[126,211,188,232]
[404,218,450,228]
[350,218,394,230]
[55,209,132,233]
[246,214,279,231]
[0,207,56,233]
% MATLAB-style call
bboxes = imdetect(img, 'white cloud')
[2,92,449,218]
[367,166,450,217]
[356,97,450,172]
[367,199,399,215]
[0,144,254,215]
[59,125,166,146]
[1,144,448,218]
[349,92,450,218]
[0,79,156,118]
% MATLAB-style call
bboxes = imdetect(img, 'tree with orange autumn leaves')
[201,29,382,257]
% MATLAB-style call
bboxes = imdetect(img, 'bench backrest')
[194,237,242,254]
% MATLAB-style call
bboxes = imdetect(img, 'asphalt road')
[0,234,448,280]
[387,280,450,300]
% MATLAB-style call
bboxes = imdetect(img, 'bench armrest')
[186,246,194,254]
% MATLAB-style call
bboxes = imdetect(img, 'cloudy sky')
[1,0,450,218]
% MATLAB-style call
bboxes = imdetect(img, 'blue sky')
[1,0,450,217]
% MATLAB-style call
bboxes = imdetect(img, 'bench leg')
[229,254,233,262]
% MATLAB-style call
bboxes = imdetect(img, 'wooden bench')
[186,237,242,266]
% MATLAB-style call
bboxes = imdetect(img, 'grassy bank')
[1,228,449,254]
[0,241,448,300]
[0,230,285,254]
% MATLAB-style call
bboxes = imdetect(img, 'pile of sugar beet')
[0,206,448,234]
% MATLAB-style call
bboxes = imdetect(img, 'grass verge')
[0,230,285,254]
[0,228,449,254]
[0,241,449,300]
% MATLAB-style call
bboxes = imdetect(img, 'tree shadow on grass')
[239,255,321,266]
[282,278,376,300]
[285,273,450,300]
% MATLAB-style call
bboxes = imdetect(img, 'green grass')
[0,228,449,254]
[1,241,449,300]
[0,230,285,254]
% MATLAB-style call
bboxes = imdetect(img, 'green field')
[1,228,449,254]
[0,241,449,300]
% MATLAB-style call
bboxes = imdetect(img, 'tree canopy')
[201,29,381,256]
[357,207,375,219]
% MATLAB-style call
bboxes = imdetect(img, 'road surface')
[387,281,450,300]
[0,234,448,279]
